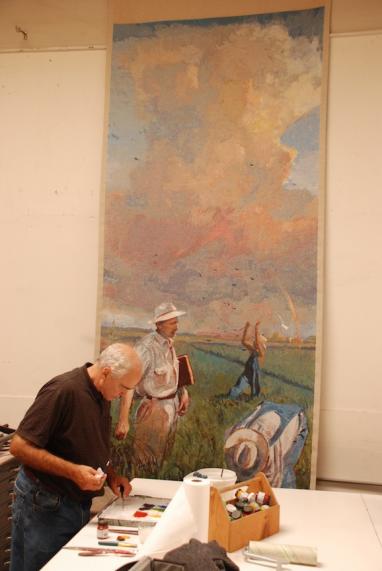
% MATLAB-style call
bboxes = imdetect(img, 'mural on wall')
[101,6,329,489]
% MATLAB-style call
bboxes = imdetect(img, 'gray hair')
[97,343,133,378]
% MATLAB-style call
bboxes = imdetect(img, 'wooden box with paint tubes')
[208,472,280,553]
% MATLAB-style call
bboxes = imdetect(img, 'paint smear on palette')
[133,501,168,519]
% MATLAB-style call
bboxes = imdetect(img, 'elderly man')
[10,343,142,571]
[115,302,190,476]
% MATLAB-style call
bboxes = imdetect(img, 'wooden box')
[208,472,280,552]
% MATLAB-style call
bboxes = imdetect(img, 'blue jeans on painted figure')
[228,353,261,399]
[10,467,91,571]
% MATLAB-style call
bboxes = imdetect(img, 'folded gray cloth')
[158,538,240,571]
[122,540,240,571]
[118,556,184,571]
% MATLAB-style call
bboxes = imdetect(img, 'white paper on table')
[141,477,211,559]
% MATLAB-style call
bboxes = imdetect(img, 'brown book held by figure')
[177,354,195,387]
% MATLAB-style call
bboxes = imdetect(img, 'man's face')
[101,366,142,401]
[157,317,178,339]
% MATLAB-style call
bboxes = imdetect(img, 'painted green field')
[103,327,316,489]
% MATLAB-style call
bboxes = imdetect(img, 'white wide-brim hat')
[154,302,186,323]
[224,428,269,478]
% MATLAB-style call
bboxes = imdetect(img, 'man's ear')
[101,366,111,380]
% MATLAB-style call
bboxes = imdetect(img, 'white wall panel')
[318,33,382,483]
[0,50,106,418]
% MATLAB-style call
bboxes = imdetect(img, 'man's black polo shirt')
[17,363,111,502]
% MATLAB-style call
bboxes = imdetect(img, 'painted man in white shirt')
[115,302,190,476]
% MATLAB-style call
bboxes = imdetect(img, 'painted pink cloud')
[103,13,323,337]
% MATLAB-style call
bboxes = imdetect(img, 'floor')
[316,478,382,495]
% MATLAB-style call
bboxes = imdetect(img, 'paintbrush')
[109,527,139,535]
[78,551,132,557]
[63,546,135,556]
[98,540,137,548]
[119,483,125,508]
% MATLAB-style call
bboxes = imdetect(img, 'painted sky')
[102,10,324,338]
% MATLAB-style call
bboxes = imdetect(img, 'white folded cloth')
[248,541,318,566]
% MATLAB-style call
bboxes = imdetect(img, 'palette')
[100,495,170,527]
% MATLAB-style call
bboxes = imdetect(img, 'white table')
[363,492,382,545]
[230,489,382,570]
[43,479,382,570]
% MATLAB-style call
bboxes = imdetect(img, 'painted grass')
[103,326,315,488]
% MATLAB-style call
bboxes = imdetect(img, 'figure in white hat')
[224,401,308,487]
[115,302,190,476]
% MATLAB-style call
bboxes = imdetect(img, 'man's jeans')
[10,467,91,571]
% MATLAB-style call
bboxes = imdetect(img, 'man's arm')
[254,320,266,358]
[177,387,190,416]
[10,434,105,492]
[114,389,135,440]
[114,342,148,439]
[241,321,255,352]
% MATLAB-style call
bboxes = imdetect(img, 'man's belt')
[145,392,178,401]
[23,466,92,506]
[24,466,61,495]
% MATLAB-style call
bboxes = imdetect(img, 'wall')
[0,49,106,423]
[1,0,382,50]
[318,32,382,484]
[0,0,381,484]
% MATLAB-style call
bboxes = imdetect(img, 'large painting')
[101,4,329,489]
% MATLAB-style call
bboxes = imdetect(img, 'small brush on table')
[119,484,125,508]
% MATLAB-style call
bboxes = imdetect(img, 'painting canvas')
[101,5,329,489]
